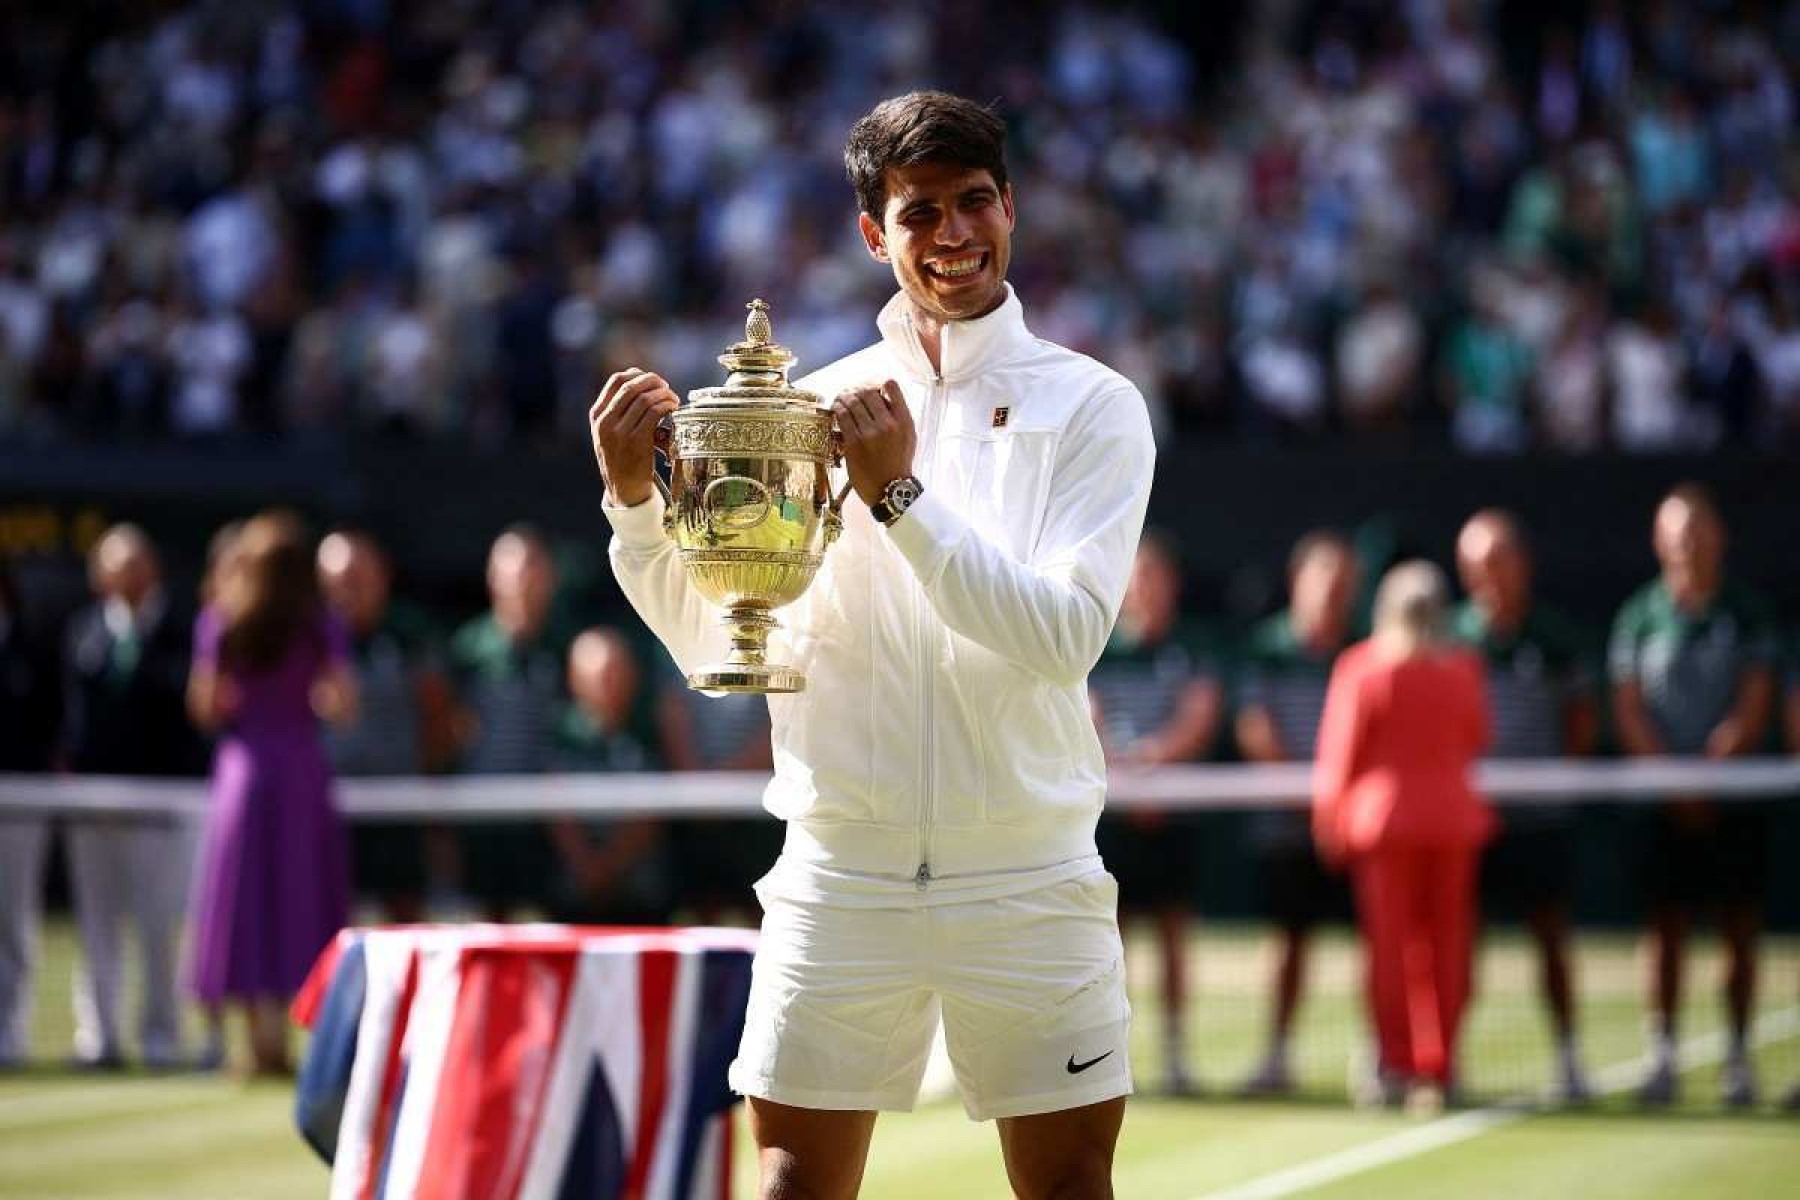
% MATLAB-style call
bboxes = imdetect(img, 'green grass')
[3,920,1797,1199]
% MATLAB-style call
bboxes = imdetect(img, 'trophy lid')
[715,299,798,391]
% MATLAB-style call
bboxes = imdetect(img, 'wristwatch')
[869,475,924,526]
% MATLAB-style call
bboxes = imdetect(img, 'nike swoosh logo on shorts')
[1066,1050,1114,1075]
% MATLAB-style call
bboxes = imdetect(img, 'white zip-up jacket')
[604,286,1156,900]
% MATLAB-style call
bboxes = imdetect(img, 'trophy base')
[687,663,806,694]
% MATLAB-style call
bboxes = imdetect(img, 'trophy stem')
[686,602,806,693]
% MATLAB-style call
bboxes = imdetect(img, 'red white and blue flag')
[293,925,758,1200]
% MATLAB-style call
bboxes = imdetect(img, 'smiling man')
[591,92,1156,1198]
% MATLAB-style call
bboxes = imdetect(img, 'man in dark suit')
[60,525,205,1068]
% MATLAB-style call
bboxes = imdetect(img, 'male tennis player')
[592,91,1155,1199]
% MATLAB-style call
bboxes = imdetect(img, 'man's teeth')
[931,256,983,278]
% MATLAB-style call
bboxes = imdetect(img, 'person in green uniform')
[1089,533,1222,1095]
[1236,530,1359,1097]
[449,525,570,919]
[318,530,455,923]
[1610,484,1779,1108]
[1453,510,1599,1103]
[546,627,670,925]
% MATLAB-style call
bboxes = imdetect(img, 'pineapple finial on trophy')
[718,297,796,389]
[746,298,772,346]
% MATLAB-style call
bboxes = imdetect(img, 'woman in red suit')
[1313,561,1493,1108]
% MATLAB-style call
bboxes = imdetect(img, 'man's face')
[318,535,389,633]
[1654,499,1724,603]
[94,536,157,608]
[1292,549,1357,638]
[1122,546,1179,634]
[859,161,1014,326]
[489,536,555,635]
[1457,522,1530,625]
[569,633,638,725]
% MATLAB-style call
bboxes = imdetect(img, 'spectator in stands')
[547,628,669,925]
[1442,266,1533,453]
[1453,511,1599,1104]
[0,560,59,1068]
[58,525,204,1069]
[1089,533,1222,1095]
[187,511,356,1076]
[318,529,454,922]
[1314,562,1492,1112]
[1335,274,1424,434]
[449,524,568,919]
[1237,530,1359,1097]
[1610,484,1779,1108]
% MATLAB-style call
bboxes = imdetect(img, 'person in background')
[186,511,357,1076]
[1610,484,1778,1108]
[59,525,205,1069]
[190,518,245,1069]
[317,529,454,922]
[1089,533,1221,1095]
[1314,562,1492,1113]
[1453,511,1599,1104]
[657,662,776,926]
[449,524,567,919]
[547,627,670,924]
[1236,531,1360,1097]
[0,561,58,1069]
[1784,636,1800,1113]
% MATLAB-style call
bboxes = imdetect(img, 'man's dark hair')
[844,91,1009,221]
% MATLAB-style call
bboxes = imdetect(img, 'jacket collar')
[876,283,1034,383]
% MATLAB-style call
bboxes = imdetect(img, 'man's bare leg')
[747,1097,878,1200]
[997,1097,1127,1200]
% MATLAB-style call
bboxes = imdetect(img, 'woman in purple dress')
[186,511,357,1075]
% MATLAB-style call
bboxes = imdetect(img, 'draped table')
[292,925,758,1200]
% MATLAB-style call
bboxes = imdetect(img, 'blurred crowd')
[1,1,1799,450]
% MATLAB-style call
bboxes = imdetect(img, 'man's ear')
[1001,184,1016,230]
[858,212,889,263]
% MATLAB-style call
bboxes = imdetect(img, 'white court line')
[1188,1006,1800,1200]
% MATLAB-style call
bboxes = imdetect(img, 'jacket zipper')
[914,369,946,891]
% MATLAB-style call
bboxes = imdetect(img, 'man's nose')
[936,209,972,245]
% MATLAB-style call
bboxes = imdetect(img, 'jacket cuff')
[885,487,965,586]
[603,488,670,550]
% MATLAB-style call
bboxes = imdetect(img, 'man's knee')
[758,1149,858,1200]
[999,1097,1124,1200]
[748,1098,874,1200]
[1009,1156,1114,1200]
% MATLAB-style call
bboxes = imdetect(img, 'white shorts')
[727,870,1133,1121]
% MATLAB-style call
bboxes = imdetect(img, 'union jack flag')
[292,925,758,1200]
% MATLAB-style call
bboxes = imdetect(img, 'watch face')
[887,478,922,511]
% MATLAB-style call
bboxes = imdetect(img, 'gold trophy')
[653,299,847,693]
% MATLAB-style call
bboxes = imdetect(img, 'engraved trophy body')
[655,300,845,693]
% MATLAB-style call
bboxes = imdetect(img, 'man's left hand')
[832,380,917,507]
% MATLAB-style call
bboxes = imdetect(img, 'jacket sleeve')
[1311,654,1367,846]
[1464,653,1493,757]
[885,384,1155,686]
[603,490,728,679]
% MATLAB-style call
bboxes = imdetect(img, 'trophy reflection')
[654,299,845,693]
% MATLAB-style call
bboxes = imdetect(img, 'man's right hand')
[590,368,680,506]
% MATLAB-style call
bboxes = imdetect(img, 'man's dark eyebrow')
[960,184,999,202]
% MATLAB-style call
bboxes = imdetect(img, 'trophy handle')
[824,421,854,543]
[654,416,676,535]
